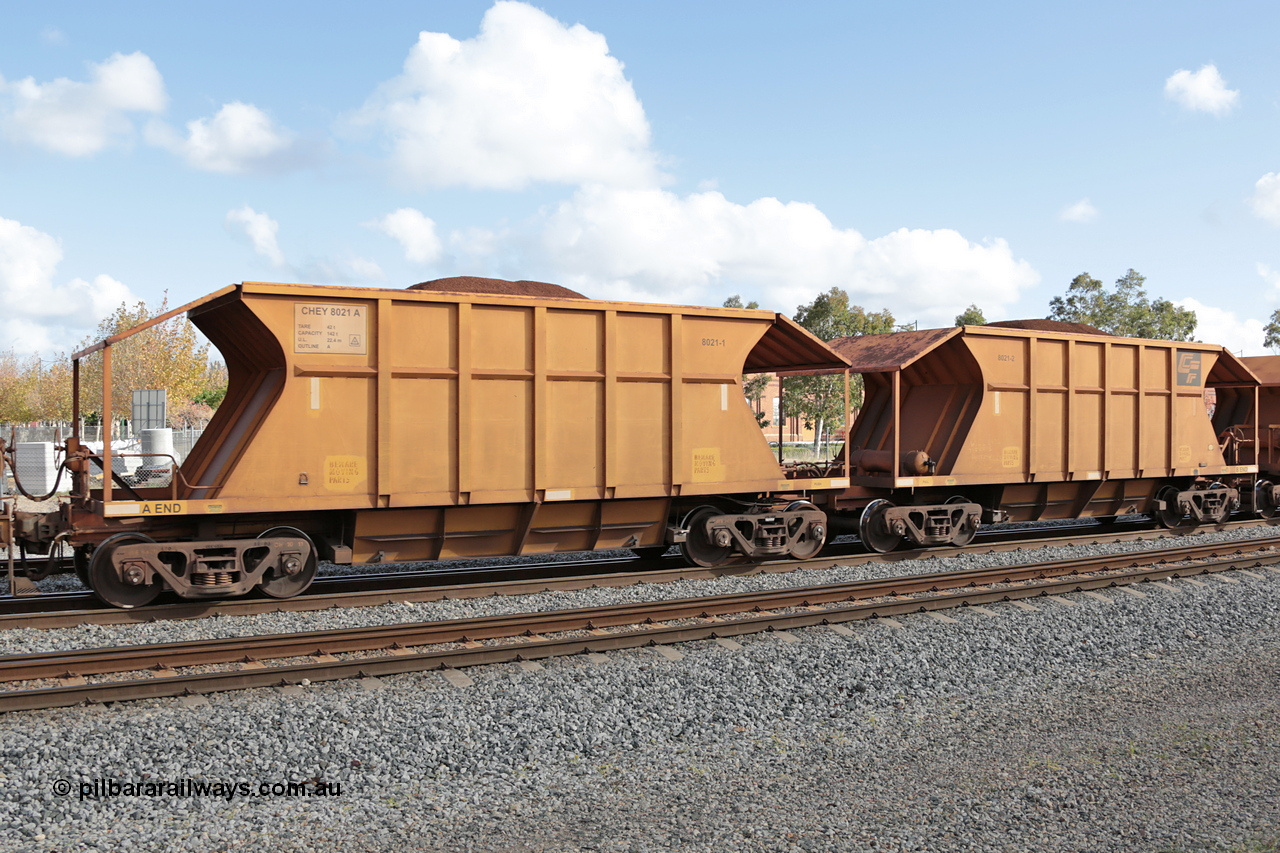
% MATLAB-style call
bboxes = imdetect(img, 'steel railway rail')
[1,515,1276,630]
[1,537,1278,712]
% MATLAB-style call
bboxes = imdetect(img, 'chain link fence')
[1,423,206,497]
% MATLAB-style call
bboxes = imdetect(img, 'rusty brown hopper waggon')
[0,278,850,608]
[1236,354,1280,514]
[826,320,1264,552]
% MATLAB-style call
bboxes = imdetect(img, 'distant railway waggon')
[1237,354,1280,513]
[819,321,1264,551]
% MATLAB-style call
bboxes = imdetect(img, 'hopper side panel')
[1172,349,1226,470]
[389,377,456,497]
[470,378,533,494]
[615,381,669,488]
[952,335,1029,476]
[208,293,376,503]
[387,300,458,500]
[1070,341,1105,473]
[677,315,786,488]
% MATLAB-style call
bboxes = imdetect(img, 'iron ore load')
[2,278,848,607]
[824,320,1262,551]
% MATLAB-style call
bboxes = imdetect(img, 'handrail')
[82,452,221,502]
[70,286,237,361]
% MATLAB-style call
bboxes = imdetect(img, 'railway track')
[2,536,1278,712]
[3,516,1276,629]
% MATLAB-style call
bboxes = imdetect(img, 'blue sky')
[2,0,1278,357]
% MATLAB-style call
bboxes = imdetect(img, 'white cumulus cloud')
[0,52,167,156]
[148,102,294,173]
[528,186,1038,326]
[1175,297,1266,356]
[1250,172,1280,227]
[351,0,660,190]
[226,205,285,267]
[1059,198,1098,223]
[0,217,137,353]
[225,206,384,283]
[295,256,386,285]
[370,208,443,264]
[1260,263,1280,292]
[1164,64,1239,115]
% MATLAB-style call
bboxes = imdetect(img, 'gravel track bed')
[0,528,1276,851]
[1,524,1278,657]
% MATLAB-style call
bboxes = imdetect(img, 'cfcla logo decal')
[1176,351,1202,387]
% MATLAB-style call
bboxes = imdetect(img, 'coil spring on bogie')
[192,571,235,586]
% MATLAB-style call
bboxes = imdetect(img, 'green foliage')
[743,372,772,427]
[1048,269,1197,340]
[194,361,229,409]
[0,352,72,423]
[954,304,986,326]
[724,295,771,426]
[78,296,211,421]
[194,386,227,408]
[1264,310,1280,352]
[782,288,895,448]
[792,287,895,341]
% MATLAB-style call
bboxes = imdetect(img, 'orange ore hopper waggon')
[1237,354,1280,506]
[826,320,1262,552]
[1,278,850,607]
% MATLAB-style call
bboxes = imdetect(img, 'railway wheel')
[1155,485,1190,530]
[1256,480,1278,519]
[858,499,901,554]
[784,501,827,559]
[88,533,160,609]
[680,506,735,568]
[255,527,318,599]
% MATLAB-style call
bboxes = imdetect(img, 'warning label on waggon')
[324,456,366,491]
[691,447,725,483]
[295,303,368,354]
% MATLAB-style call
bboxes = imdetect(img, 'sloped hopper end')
[826,327,960,374]
[746,314,852,374]
[408,276,588,300]
[180,296,288,499]
[831,327,981,476]
[1210,348,1262,437]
